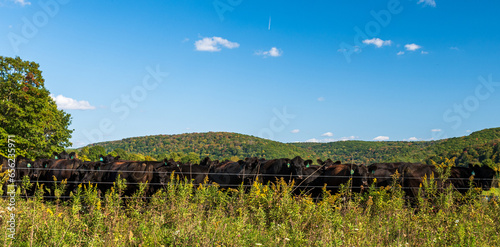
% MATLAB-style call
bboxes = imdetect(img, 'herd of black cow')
[1,151,497,200]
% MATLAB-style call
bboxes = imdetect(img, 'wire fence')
[4,167,498,181]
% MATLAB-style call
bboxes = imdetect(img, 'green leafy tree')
[114,148,128,160]
[180,152,200,164]
[88,146,106,161]
[0,56,73,159]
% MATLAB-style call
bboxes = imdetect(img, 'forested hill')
[294,127,500,164]
[88,132,313,161]
[82,128,500,164]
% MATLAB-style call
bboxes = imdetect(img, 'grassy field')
[1,174,500,246]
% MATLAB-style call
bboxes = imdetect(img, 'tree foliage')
[0,56,73,159]
[75,128,500,165]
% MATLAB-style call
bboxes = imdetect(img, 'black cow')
[317,159,369,194]
[16,155,36,181]
[397,163,436,199]
[85,159,154,196]
[367,163,410,188]
[37,157,84,196]
[294,164,324,198]
[155,162,211,189]
[208,157,260,188]
[251,156,308,185]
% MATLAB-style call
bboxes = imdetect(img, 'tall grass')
[1,173,500,246]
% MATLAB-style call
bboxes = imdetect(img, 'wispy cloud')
[255,47,282,57]
[450,46,460,51]
[421,51,429,54]
[406,137,419,141]
[431,129,442,132]
[373,136,389,141]
[11,0,31,6]
[362,38,392,48]
[338,46,360,53]
[417,0,436,7]
[305,135,357,143]
[405,43,422,51]
[317,97,325,102]
[51,95,96,110]
[321,132,333,137]
[291,129,300,134]
[397,51,405,56]
[194,37,239,52]
[338,136,357,141]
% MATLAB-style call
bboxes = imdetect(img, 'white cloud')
[322,132,334,137]
[255,47,282,57]
[373,136,389,141]
[339,136,357,141]
[421,51,429,54]
[194,37,239,52]
[407,137,419,141]
[466,130,472,133]
[417,0,436,7]
[291,129,300,134]
[12,0,31,6]
[317,97,325,102]
[305,138,320,143]
[51,95,96,110]
[431,129,442,132]
[362,38,392,48]
[304,136,357,143]
[450,47,459,51]
[397,51,405,56]
[182,38,189,43]
[405,43,422,51]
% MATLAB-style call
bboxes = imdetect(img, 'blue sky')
[1,0,500,147]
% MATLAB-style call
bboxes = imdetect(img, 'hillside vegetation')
[79,128,500,165]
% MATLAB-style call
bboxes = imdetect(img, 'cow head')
[163,158,180,167]
[59,150,69,159]
[99,154,119,163]
[356,164,369,188]
[32,159,49,179]
[199,157,212,166]
[238,157,260,178]
[289,156,307,180]
[69,152,77,159]
[79,162,100,184]
[16,155,34,179]
[472,165,496,190]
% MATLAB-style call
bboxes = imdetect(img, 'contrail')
[268,16,271,30]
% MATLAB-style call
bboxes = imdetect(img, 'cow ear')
[317,159,323,165]
[334,161,341,164]
[69,152,76,159]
